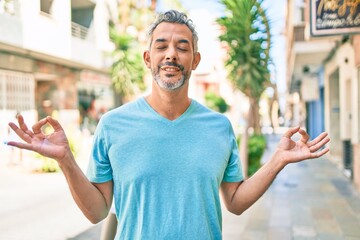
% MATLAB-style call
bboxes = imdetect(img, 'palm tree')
[217,0,271,177]
[108,0,158,105]
[110,29,145,103]
[217,0,271,135]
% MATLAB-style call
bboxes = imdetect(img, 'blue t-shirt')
[87,97,243,240]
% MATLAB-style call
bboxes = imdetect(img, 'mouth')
[160,66,180,72]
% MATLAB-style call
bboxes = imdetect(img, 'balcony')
[71,22,89,40]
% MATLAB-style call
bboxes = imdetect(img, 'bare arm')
[221,126,330,215]
[8,115,113,223]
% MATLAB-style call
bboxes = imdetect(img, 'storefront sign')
[310,0,360,36]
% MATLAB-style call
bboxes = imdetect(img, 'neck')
[145,85,191,121]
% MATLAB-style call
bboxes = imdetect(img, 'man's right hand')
[7,114,71,163]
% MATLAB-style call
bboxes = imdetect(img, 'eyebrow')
[154,38,190,44]
[178,39,190,44]
[155,38,166,43]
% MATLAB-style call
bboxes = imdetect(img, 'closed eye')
[177,47,188,51]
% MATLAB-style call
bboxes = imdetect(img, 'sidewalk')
[222,134,360,239]
[1,134,360,239]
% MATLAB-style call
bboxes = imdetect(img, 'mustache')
[159,62,184,71]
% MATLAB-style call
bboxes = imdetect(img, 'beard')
[152,62,189,91]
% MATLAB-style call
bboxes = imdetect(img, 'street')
[1,134,360,239]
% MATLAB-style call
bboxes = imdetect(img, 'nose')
[165,46,177,61]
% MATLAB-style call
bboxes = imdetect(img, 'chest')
[107,123,231,184]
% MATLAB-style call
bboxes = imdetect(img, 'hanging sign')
[310,0,360,36]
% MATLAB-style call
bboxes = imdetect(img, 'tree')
[217,0,272,177]
[205,92,229,113]
[110,29,145,103]
[108,0,157,104]
[217,0,271,135]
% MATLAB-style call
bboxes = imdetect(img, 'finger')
[8,122,32,143]
[309,136,330,152]
[309,147,330,159]
[7,141,34,151]
[298,128,310,143]
[46,116,64,132]
[283,126,301,138]
[307,132,328,148]
[32,117,49,135]
[17,115,34,137]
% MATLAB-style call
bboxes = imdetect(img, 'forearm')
[58,153,111,223]
[229,152,286,214]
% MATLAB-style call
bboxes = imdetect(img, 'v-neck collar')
[140,96,195,126]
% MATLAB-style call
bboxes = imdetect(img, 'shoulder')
[192,100,231,123]
[100,97,143,121]
[94,97,148,132]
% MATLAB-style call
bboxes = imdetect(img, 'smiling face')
[144,22,201,92]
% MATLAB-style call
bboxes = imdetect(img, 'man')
[8,10,329,239]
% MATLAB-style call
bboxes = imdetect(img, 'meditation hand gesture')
[7,115,71,163]
[275,126,330,164]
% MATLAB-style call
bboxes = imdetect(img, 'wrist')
[57,148,75,168]
[267,149,288,172]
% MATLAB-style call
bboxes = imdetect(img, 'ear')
[143,50,151,69]
[192,52,201,70]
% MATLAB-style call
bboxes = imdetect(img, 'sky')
[157,0,288,97]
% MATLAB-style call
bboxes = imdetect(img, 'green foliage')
[217,0,272,134]
[110,27,145,97]
[39,158,59,173]
[217,0,271,100]
[204,92,229,113]
[35,133,78,173]
[237,134,267,176]
[247,134,266,176]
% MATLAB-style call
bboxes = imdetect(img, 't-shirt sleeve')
[86,119,113,183]
[222,125,244,183]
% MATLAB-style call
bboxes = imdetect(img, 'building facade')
[0,0,115,140]
[286,0,360,190]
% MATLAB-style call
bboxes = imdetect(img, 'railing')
[71,22,88,40]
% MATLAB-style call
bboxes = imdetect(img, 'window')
[40,0,53,15]
[0,70,35,111]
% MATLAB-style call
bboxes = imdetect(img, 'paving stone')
[267,227,292,240]
[311,207,334,220]
[292,225,317,238]
[316,233,343,240]
[337,221,360,237]
[314,219,342,235]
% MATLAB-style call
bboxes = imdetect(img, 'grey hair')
[147,10,199,53]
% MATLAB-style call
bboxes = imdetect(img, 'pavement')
[1,133,360,239]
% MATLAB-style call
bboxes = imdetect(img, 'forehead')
[152,22,193,43]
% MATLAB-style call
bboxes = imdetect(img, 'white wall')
[0,14,23,47]
[20,0,72,58]
[325,42,359,143]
